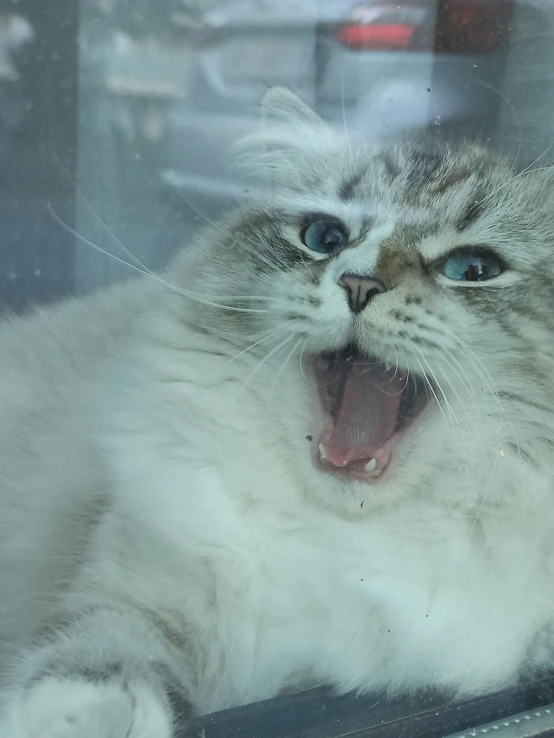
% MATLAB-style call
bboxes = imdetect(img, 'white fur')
[3,678,171,738]
[1,89,554,736]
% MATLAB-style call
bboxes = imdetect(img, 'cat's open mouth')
[309,346,429,483]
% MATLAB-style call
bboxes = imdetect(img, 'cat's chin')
[307,345,430,485]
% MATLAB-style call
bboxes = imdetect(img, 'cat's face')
[181,89,554,515]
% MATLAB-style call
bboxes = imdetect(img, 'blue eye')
[300,218,348,254]
[441,247,504,282]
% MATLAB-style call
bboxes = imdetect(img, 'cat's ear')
[260,87,325,129]
[233,87,331,186]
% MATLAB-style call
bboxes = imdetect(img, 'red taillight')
[337,23,414,50]
[336,0,513,54]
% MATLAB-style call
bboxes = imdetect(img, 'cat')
[1,86,554,738]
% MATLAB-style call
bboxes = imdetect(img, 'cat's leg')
[0,606,194,738]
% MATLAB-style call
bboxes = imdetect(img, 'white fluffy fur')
[1,89,554,736]
[3,678,172,738]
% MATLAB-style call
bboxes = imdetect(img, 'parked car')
[161,0,514,222]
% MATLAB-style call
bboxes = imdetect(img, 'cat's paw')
[0,677,173,738]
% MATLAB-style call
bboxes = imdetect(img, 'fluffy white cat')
[1,88,554,737]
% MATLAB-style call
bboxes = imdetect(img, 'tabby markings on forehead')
[339,170,366,201]
[405,151,447,187]
[456,199,483,232]
[431,170,472,196]
[376,152,401,180]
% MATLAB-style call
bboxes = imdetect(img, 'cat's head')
[177,88,554,516]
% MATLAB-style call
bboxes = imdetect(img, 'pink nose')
[338,274,386,313]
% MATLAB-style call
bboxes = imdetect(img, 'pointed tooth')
[384,362,393,372]
[364,458,377,472]
[319,443,328,461]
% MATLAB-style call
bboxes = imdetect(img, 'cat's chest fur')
[103,415,554,713]
[218,493,552,706]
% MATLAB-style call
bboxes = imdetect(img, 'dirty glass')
[1,1,554,737]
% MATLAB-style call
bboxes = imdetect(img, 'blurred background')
[0,0,552,310]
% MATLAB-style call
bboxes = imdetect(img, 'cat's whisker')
[470,449,500,534]
[434,358,478,433]
[299,338,310,381]
[433,346,483,432]
[55,199,164,280]
[455,349,501,420]
[269,338,304,399]
[33,113,204,278]
[456,341,523,469]
[48,204,155,279]
[413,348,459,427]
[472,79,522,171]
[450,335,499,403]
[47,206,271,316]
[479,153,553,209]
[161,289,269,314]
[512,142,553,179]
[431,358,485,464]
[201,294,281,303]
[358,360,385,376]
[480,163,554,211]
[451,335,522,462]
[296,248,315,278]
[439,344,479,407]
[236,334,295,401]
[31,93,224,258]
[206,329,287,378]
[167,181,224,233]
[393,351,400,381]
[416,358,451,430]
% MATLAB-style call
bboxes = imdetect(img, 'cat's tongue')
[315,354,403,469]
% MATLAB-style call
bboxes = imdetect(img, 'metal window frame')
[183,677,554,738]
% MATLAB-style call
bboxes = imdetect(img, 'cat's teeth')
[364,458,377,472]
[319,443,327,461]
[384,362,393,372]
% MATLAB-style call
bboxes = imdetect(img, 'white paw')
[0,677,173,738]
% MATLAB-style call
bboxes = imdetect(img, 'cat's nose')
[338,274,386,314]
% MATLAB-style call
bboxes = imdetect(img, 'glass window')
[2,2,554,737]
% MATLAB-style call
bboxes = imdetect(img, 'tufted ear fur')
[260,86,325,129]
[233,87,335,188]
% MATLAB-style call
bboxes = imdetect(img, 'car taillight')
[337,23,415,50]
[336,0,513,53]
